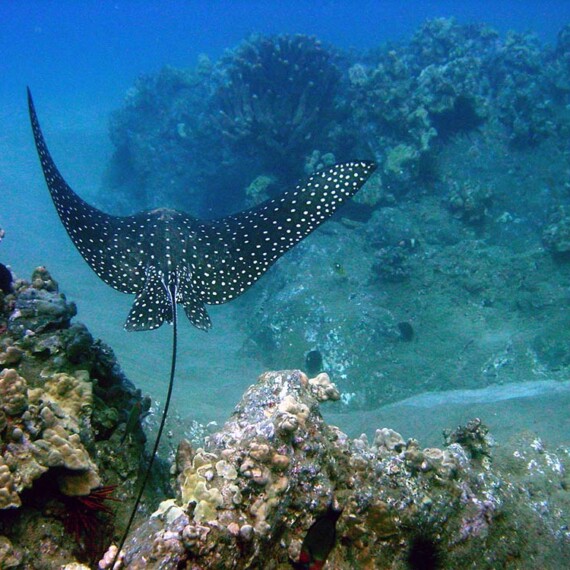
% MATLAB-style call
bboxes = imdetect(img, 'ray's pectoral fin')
[125,268,173,331]
[194,161,378,306]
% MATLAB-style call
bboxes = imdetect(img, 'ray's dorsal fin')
[27,87,376,564]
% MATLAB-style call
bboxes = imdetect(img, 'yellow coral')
[41,371,92,424]
[0,369,28,416]
[180,453,224,523]
[0,458,20,509]
[275,394,310,434]
[37,425,90,470]
[32,424,101,495]
[308,372,340,402]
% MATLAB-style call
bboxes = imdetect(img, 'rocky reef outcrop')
[107,369,570,569]
[0,267,148,568]
[96,18,570,416]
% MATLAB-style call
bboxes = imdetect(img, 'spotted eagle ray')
[27,87,376,561]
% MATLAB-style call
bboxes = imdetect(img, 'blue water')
[2,1,570,445]
[2,1,569,111]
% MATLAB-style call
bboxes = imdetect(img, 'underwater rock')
[244,174,274,207]
[108,370,570,569]
[443,417,493,463]
[491,30,556,147]
[303,149,337,176]
[547,24,570,96]
[0,267,146,567]
[0,535,21,568]
[543,205,570,256]
[10,267,76,334]
[105,64,215,214]
[372,245,413,283]
[106,34,342,215]
[348,18,494,194]
[351,169,389,209]
[104,19,570,218]
[447,180,493,225]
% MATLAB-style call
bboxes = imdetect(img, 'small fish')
[332,262,345,276]
[397,321,414,342]
[120,400,147,445]
[291,503,343,570]
[0,229,12,295]
[305,349,323,377]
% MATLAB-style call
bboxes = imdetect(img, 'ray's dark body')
[28,88,375,333]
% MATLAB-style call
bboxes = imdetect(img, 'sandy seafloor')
[1,103,569,453]
[2,1,570,454]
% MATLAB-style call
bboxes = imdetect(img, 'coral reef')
[236,158,570,409]
[105,64,216,214]
[447,180,493,225]
[0,265,568,568]
[371,243,415,283]
[490,30,555,147]
[547,24,570,99]
[244,174,275,207]
[0,268,147,567]
[347,18,494,193]
[105,370,570,569]
[103,19,570,218]
[105,34,342,215]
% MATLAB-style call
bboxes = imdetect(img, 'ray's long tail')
[114,283,178,565]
